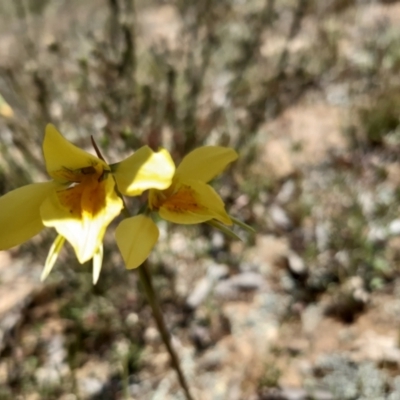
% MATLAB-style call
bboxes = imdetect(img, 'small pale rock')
[46,334,67,367]
[25,394,41,400]
[253,202,266,220]
[211,231,225,249]
[354,331,400,364]
[78,377,104,397]
[214,280,239,300]
[186,278,212,309]
[312,390,334,400]
[270,204,292,230]
[0,252,11,270]
[0,279,36,316]
[344,276,369,304]
[368,225,387,243]
[35,366,62,387]
[198,347,226,371]
[169,232,188,254]
[144,327,160,344]
[287,251,307,275]
[229,272,265,291]
[276,180,296,204]
[316,222,331,252]
[301,304,323,335]
[261,138,296,179]
[255,235,289,266]
[114,339,130,358]
[358,191,375,217]
[125,312,139,327]
[59,395,78,400]
[334,250,350,267]
[207,263,229,280]
[389,219,400,236]
[150,352,170,372]
[280,387,309,400]
[76,360,111,398]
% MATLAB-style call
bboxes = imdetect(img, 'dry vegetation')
[1,0,400,399]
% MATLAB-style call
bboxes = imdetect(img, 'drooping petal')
[43,124,107,181]
[112,146,175,196]
[115,214,159,269]
[158,179,232,225]
[176,146,238,183]
[0,181,62,250]
[41,234,65,281]
[92,245,103,285]
[40,176,123,263]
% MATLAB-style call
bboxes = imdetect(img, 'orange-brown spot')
[161,185,203,213]
[56,164,107,218]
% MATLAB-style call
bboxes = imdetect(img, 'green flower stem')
[138,261,194,400]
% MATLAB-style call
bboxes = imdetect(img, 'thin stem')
[138,261,194,400]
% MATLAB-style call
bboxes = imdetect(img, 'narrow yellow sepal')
[92,245,103,285]
[207,219,242,241]
[41,234,65,281]
[231,216,256,233]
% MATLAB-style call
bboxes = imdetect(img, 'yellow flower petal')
[0,181,62,250]
[92,245,103,284]
[40,175,123,263]
[158,179,232,225]
[43,124,107,181]
[41,234,65,281]
[176,146,238,183]
[115,215,159,269]
[112,146,175,196]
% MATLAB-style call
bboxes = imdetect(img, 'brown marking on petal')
[162,185,204,213]
[57,184,84,217]
[81,166,97,175]
[53,163,106,183]
[81,177,107,217]
[53,168,81,183]
[56,165,108,218]
[148,189,166,210]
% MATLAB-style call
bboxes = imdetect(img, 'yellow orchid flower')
[115,146,238,269]
[0,124,175,283]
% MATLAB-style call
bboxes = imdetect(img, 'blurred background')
[1,0,400,399]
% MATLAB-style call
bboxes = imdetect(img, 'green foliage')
[359,93,400,146]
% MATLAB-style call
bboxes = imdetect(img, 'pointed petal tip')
[231,216,256,233]
[43,124,105,179]
[41,235,65,281]
[92,246,104,285]
[207,219,242,241]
